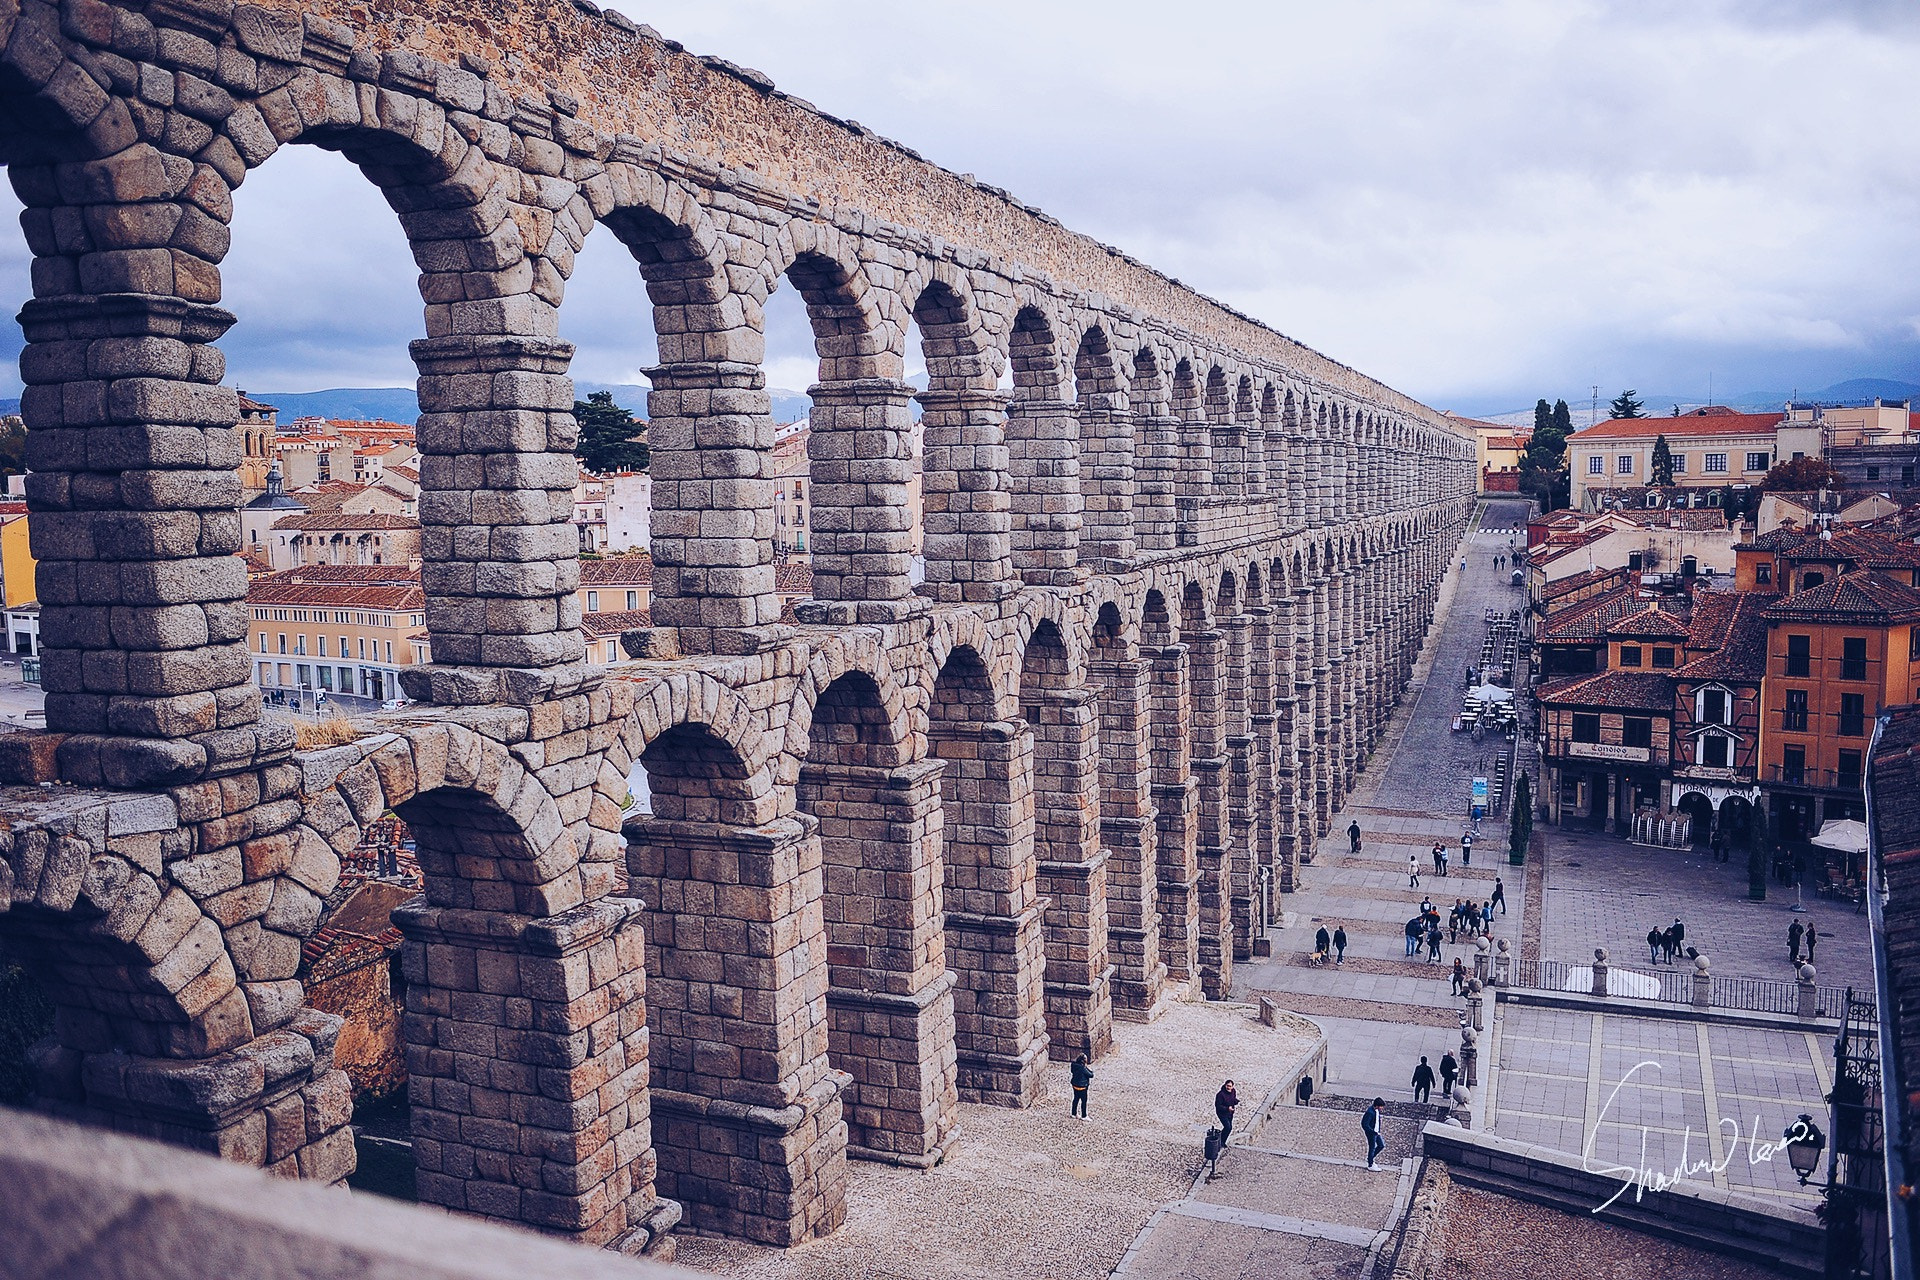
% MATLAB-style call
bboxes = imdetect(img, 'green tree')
[1650,434,1674,486]
[1552,400,1572,435]
[573,391,650,474]
[1508,772,1533,865]
[1521,398,1574,511]
[1533,398,1553,437]
[0,416,24,484]
[1608,389,1646,419]
[1762,456,1843,492]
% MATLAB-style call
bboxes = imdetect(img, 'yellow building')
[0,505,35,608]
[248,567,427,707]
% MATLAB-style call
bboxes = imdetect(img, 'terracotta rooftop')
[1761,570,1920,624]
[1743,526,1920,569]
[1604,604,1691,640]
[1539,585,1646,642]
[1540,565,1631,602]
[1674,591,1772,682]
[580,554,653,586]
[248,581,424,610]
[261,565,420,587]
[1536,669,1676,713]
[269,513,418,532]
[775,562,813,594]
[1572,410,1782,441]
[582,609,651,638]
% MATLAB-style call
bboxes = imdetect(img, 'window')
[1868,466,1881,482]
[1783,744,1806,785]
[1756,563,1772,584]
[1703,453,1728,474]
[1839,749,1863,791]
[1702,688,1728,725]
[318,666,333,691]
[1842,636,1867,680]
[1784,689,1809,731]
[1618,455,1634,474]
[1623,717,1653,748]
[794,481,804,500]
[1652,647,1676,669]
[1588,455,1604,475]
[340,636,350,659]
[1572,713,1601,743]
[1700,735,1730,768]
[1906,465,1915,486]
[1671,454,1686,474]
[626,590,639,611]
[1746,452,1771,473]
[1619,644,1642,668]
[1911,625,1920,661]
[294,636,306,655]
[587,590,599,612]
[385,641,392,663]
[1840,692,1866,737]
[1786,634,1810,677]
[278,634,287,655]
[258,634,267,653]
[1802,572,1825,591]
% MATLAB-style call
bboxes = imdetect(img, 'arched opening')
[1675,791,1715,848]
[1205,366,1239,501]
[1144,587,1198,984]
[1075,327,1131,562]
[1236,376,1262,500]
[1172,360,1207,534]
[1005,307,1078,583]
[1130,347,1177,551]
[912,280,1007,604]
[1260,384,1284,500]
[1019,619,1112,1060]
[1088,599,1164,1013]
[797,670,959,1165]
[929,644,1046,1103]
[625,719,843,1245]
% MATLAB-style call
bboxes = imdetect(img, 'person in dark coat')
[1671,918,1686,951]
[1070,1054,1093,1118]
[1493,878,1507,914]
[1215,1080,1240,1143]
[1296,1075,1314,1107]
[1439,1051,1459,1099]
[1788,919,1804,963]
[1348,820,1362,854]
[1363,1097,1386,1168]
[1411,1056,1436,1104]
[1805,922,1819,961]
[1426,922,1442,963]
[1405,916,1423,957]
[1460,832,1474,866]
[1333,925,1348,965]
[1647,927,1663,965]
[1315,924,1331,962]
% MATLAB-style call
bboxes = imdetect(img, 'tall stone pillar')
[1133,382,1179,553]
[626,814,847,1245]
[798,377,920,621]
[409,334,591,704]
[1148,643,1200,985]
[1079,399,1136,565]
[1312,578,1335,836]
[1187,627,1233,999]
[1210,423,1244,502]
[1176,400,1211,546]
[23,291,266,787]
[1005,399,1083,584]
[1290,426,1313,529]
[643,359,779,651]
[1023,685,1115,1061]
[1270,595,1302,893]
[801,758,959,1167]
[1091,651,1166,1018]
[917,387,1015,604]
[395,895,660,1249]
[932,720,1049,1105]
[1247,605,1279,926]
[1222,612,1256,962]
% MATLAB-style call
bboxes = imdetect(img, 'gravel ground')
[1437,1186,1775,1280]
[672,1001,1316,1280]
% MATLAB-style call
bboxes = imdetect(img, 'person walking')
[1788,919,1804,964]
[1493,877,1507,914]
[1070,1054,1093,1118]
[1215,1080,1240,1143]
[1671,917,1686,957]
[1805,922,1819,962]
[1482,900,1494,933]
[1405,916,1422,957]
[1426,921,1443,963]
[1431,843,1444,876]
[1461,831,1474,867]
[1647,927,1663,965]
[1411,1056,1436,1105]
[1315,924,1331,964]
[1451,956,1468,996]
[1440,1051,1459,1099]
[1362,1097,1386,1168]
[1439,845,1450,877]
[1348,820,1362,854]
[1333,924,1348,965]
[1409,853,1421,888]
[1448,901,1460,945]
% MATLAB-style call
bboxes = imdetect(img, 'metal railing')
[1505,956,1869,1021]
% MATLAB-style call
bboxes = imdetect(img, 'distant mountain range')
[1470,378,1920,430]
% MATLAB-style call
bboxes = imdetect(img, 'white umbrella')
[1468,684,1513,704]
[1811,819,1869,856]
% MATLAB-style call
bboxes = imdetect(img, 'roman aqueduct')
[0,0,1475,1254]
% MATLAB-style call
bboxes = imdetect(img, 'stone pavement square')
[1114,1214,1372,1280]
[1540,828,1872,992]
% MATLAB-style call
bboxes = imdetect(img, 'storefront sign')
[1568,741,1651,763]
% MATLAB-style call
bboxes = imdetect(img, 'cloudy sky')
[2,0,1916,417]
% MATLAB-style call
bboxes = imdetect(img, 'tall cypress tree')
[1533,398,1552,437]
[1650,434,1674,486]
[1552,400,1572,434]
[1608,389,1646,419]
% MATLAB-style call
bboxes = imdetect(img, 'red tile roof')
[775,562,813,594]
[1761,570,1920,624]
[1537,670,1676,712]
[1675,591,1772,681]
[249,581,424,610]
[580,553,653,586]
[1539,585,1645,642]
[582,609,651,639]
[270,513,418,531]
[1573,411,1781,441]
[1604,604,1691,639]
[262,565,420,587]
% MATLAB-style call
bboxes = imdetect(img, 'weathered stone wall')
[0,0,1477,1257]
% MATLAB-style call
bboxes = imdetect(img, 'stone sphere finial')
[1453,1085,1473,1109]
[1475,935,1491,954]
[1461,1026,1478,1047]
[1594,947,1609,964]
[1497,938,1511,954]
[1798,962,1816,982]
[1467,978,1483,995]
[1694,954,1710,973]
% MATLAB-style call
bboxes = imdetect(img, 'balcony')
[1766,763,1863,794]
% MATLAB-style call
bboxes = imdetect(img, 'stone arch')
[1130,344,1177,551]
[1077,324,1133,562]
[910,274,1012,604]
[1235,374,1262,499]
[1006,306,1080,580]
[777,632,914,788]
